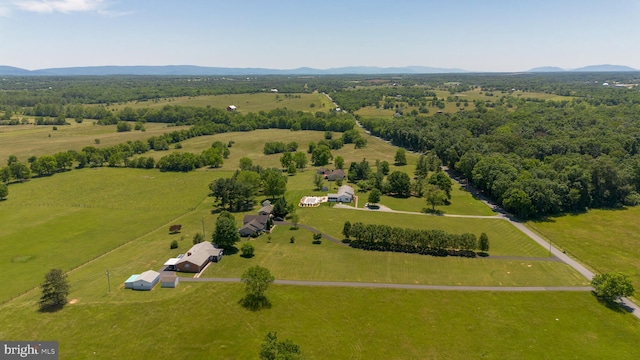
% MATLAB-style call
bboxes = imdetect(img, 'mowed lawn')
[527,207,640,292]
[203,226,586,287]
[0,284,638,359]
[0,167,215,303]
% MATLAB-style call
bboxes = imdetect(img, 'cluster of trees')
[279,151,308,173]
[209,168,287,212]
[344,221,489,257]
[263,141,298,155]
[360,92,640,217]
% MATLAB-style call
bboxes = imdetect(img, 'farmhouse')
[239,214,269,237]
[175,242,224,273]
[328,185,355,203]
[124,270,160,291]
[227,105,237,111]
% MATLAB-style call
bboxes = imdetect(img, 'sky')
[0,0,639,72]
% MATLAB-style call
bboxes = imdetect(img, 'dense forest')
[2,73,640,218]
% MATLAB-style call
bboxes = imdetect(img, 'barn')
[128,270,160,291]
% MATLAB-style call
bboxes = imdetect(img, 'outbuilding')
[227,105,237,111]
[130,270,160,291]
[160,273,179,288]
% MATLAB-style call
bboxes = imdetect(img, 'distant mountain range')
[528,64,638,72]
[0,65,468,76]
[0,64,637,76]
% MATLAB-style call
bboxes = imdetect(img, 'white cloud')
[14,0,105,14]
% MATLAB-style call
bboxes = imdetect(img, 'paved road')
[179,277,592,292]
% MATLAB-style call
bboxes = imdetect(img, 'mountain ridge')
[0,65,468,76]
[1,64,638,76]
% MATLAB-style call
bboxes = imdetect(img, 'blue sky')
[1,0,639,71]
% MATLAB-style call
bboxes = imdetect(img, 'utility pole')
[106,269,111,293]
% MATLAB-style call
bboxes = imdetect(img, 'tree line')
[343,221,489,257]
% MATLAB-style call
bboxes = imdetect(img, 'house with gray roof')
[239,214,269,237]
[175,242,223,273]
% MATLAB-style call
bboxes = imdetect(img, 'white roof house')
[328,185,355,203]
[130,270,160,291]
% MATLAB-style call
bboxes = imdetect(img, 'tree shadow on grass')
[38,303,65,313]
[239,294,271,311]
[423,208,445,215]
[592,292,629,313]
[476,252,489,257]
[223,246,239,256]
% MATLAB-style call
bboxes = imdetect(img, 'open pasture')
[0,284,638,359]
[0,121,179,161]
[527,207,640,293]
[104,92,331,113]
[0,167,215,303]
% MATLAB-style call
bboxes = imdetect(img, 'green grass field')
[527,207,640,292]
[1,125,637,359]
[104,92,331,113]
[0,121,181,161]
[0,168,215,304]
[203,226,585,286]
[0,284,638,359]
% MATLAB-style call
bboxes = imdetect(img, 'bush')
[312,232,322,244]
[170,240,178,249]
[290,236,295,243]
[241,242,255,258]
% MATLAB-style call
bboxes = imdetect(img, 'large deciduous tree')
[39,269,70,311]
[262,168,287,198]
[368,188,381,205]
[394,148,407,165]
[241,265,275,302]
[311,145,333,166]
[591,273,634,302]
[213,211,239,250]
[387,171,411,197]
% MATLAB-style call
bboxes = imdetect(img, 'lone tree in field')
[591,273,634,303]
[39,269,70,312]
[241,242,255,258]
[394,148,407,165]
[313,173,325,190]
[259,331,303,360]
[241,266,275,310]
